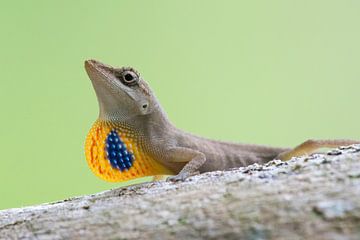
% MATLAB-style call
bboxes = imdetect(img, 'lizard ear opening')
[140,102,150,114]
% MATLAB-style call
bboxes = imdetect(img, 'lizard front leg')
[165,147,206,182]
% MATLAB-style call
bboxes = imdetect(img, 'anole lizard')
[84,59,359,182]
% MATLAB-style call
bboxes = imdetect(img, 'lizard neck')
[99,95,175,134]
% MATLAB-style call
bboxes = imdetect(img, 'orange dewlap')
[85,120,173,182]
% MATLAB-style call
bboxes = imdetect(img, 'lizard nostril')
[142,104,148,109]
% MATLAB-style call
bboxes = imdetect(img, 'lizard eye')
[119,71,138,86]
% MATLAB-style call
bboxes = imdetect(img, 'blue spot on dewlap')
[106,130,134,171]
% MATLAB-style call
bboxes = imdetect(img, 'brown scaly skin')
[85,59,360,181]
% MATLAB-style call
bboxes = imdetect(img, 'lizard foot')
[166,171,200,182]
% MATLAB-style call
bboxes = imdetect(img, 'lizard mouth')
[84,59,125,93]
[84,59,137,102]
[85,59,115,81]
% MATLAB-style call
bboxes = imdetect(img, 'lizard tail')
[276,139,360,161]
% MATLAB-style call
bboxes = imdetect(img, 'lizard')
[84,59,359,182]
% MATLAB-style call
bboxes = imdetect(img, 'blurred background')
[0,1,359,210]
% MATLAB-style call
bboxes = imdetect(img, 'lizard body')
[84,59,359,182]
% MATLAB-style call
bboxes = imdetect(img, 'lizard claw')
[166,171,200,182]
[166,174,186,182]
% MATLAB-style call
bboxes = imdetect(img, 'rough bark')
[1,145,360,240]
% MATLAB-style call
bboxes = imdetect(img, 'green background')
[0,1,359,210]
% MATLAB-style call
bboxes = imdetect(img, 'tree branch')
[1,145,360,240]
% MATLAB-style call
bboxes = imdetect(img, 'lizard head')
[85,59,157,121]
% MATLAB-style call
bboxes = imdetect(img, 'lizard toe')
[166,171,200,182]
[166,175,186,182]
